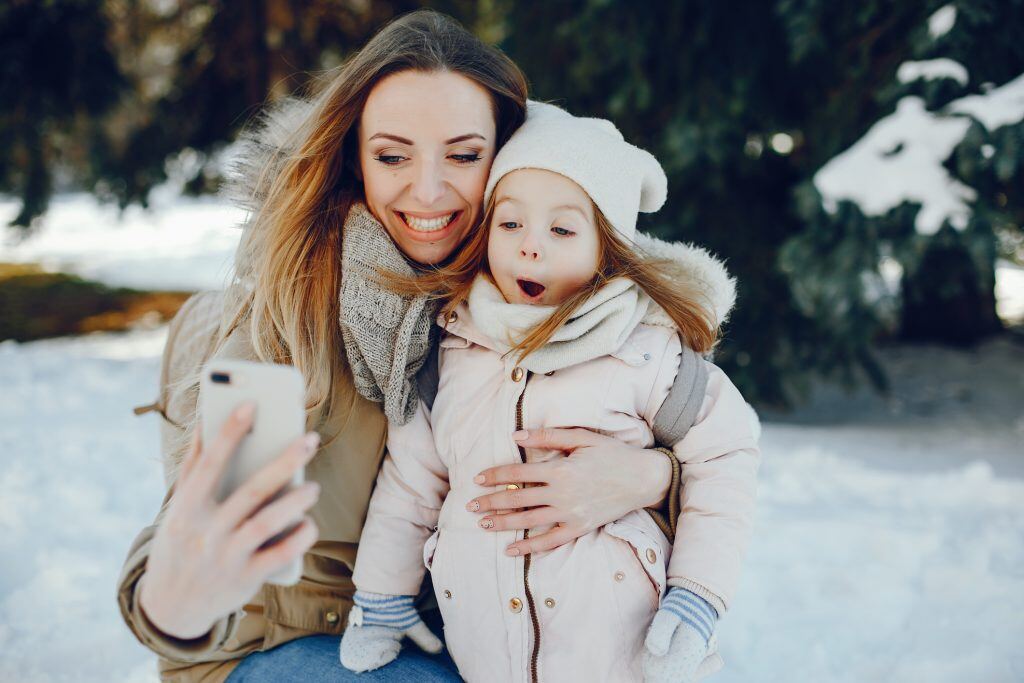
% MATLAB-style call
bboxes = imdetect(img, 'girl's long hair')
[376,192,721,361]
[208,10,527,444]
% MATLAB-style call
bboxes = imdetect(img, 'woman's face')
[359,70,497,265]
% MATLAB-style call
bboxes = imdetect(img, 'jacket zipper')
[515,371,541,683]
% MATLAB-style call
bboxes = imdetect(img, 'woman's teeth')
[401,212,457,232]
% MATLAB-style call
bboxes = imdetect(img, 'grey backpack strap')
[415,337,441,411]
[652,344,709,447]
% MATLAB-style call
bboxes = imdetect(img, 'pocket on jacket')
[422,527,440,570]
[603,510,672,600]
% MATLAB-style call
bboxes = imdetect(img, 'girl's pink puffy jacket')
[353,300,761,683]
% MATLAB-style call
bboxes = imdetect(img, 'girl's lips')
[393,210,463,243]
[517,278,546,300]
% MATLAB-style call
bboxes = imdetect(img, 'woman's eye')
[499,221,519,230]
[450,153,482,164]
[552,226,575,237]
[374,155,405,165]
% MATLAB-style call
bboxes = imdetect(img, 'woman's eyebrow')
[368,133,414,144]
[445,133,486,144]
[367,132,486,145]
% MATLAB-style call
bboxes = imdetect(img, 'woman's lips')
[393,210,462,243]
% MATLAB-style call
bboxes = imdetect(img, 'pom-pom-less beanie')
[484,100,668,241]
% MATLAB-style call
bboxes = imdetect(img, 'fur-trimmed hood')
[219,96,737,327]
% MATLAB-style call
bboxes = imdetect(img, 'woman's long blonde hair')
[378,191,721,361]
[210,10,527,440]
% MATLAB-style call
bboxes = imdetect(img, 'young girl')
[339,102,761,682]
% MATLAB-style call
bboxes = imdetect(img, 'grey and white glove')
[643,587,719,683]
[339,591,444,672]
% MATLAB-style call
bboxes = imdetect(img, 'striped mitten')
[339,591,443,672]
[643,587,719,683]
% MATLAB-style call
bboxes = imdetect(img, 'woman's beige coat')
[116,289,390,683]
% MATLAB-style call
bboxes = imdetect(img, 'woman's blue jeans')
[225,608,461,682]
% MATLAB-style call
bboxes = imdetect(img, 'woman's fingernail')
[479,518,493,530]
[473,475,485,485]
[236,402,256,421]
[466,500,480,512]
[512,430,529,440]
[506,546,520,556]
[303,432,320,454]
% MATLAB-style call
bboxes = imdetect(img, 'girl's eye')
[450,153,482,164]
[374,155,405,165]
[552,226,575,237]
[499,221,520,230]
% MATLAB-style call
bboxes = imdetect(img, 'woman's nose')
[411,161,445,205]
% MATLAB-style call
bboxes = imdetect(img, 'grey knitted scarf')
[339,202,439,425]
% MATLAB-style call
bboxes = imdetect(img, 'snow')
[928,5,957,40]
[996,260,1024,325]
[814,70,1024,236]
[814,97,975,235]
[0,192,244,291]
[1,327,1022,682]
[897,59,969,86]
[949,72,1024,131]
[815,5,1024,238]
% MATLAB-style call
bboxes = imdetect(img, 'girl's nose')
[412,162,445,205]
[519,235,542,261]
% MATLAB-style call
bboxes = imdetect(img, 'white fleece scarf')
[466,274,652,375]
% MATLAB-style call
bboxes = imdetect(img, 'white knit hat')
[484,100,667,241]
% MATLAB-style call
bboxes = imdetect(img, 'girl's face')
[359,70,497,266]
[487,169,601,306]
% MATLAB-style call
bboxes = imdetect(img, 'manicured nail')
[236,402,256,421]
[303,432,321,454]
[512,430,529,440]
[479,518,493,530]
[473,475,485,485]
[466,500,480,512]
[506,546,520,556]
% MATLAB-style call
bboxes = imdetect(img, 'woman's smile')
[395,209,463,239]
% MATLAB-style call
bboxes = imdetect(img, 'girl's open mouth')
[517,278,546,300]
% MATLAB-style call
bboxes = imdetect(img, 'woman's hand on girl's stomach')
[138,403,322,639]
[465,427,672,556]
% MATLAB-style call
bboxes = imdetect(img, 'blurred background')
[1,1,1021,681]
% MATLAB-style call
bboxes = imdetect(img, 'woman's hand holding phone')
[138,403,321,640]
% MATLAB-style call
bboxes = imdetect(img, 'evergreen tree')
[0,0,126,227]
[497,0,1023,406]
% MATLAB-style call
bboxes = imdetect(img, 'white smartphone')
[198,358,307,586]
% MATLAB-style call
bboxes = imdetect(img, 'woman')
[117,10,735,683]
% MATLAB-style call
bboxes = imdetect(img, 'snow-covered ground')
[0,192,244,291]
[1,327,1021,682]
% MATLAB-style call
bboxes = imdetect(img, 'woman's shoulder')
[168,286,261,365]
